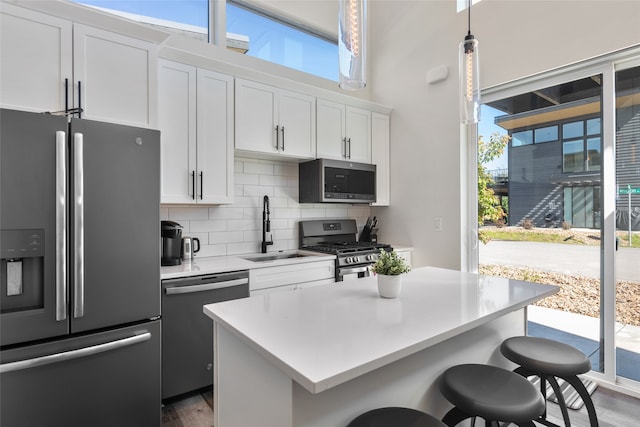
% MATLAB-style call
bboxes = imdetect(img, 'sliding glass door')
[478,73,605,375]
[477,53,640,392]
[614,64,640,385]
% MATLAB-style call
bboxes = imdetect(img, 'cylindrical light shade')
[338,0,366,90]
[459,35,480,124]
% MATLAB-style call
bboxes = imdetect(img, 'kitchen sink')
[241,252,312,262]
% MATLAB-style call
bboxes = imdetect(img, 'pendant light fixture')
[338,0,366,90]
[459,0,480,124]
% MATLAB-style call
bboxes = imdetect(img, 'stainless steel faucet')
[261,195,273,253]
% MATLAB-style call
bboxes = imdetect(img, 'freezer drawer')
[162,271,249,399]
[0,320,161,427]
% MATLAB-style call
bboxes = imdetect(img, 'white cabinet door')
[371,112,390,206]
[277,89,315,159]
[158,60,197,204]
[235,78,315,159]
[394,249,412,268]
[345,106,372,163]
[316,99,371,163]
[235,79,278,154]
[316,99,347,160]
[196,68,234,204]
[0,4,156,127]
[74,24,157,127]
[158,60,234,205]
[0,4,72,113]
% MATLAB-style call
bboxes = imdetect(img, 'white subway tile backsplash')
[243,160,274,175]
[208,207,244,220]
[161,158,371,257]
[190,220,227,233]
[210,231,244,244]
[234,173,259,185]
[259,174,289,187]
[168,207,209,221]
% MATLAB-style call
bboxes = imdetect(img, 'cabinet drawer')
[249,260,335,291]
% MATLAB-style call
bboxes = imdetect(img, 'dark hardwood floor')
[162,388,213,427]
[161,385,640,427]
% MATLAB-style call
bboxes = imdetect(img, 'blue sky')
[73,0,338,81]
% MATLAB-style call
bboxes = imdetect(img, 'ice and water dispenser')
[1,229,45,313]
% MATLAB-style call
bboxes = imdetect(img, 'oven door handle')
[339,266,370,276]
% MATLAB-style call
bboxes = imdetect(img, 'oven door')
[337,265,371,281]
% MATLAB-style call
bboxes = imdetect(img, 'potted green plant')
[370,249,411,298]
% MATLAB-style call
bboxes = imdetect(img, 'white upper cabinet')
[158,59,234,205]
[196,68,234,204]
[0,3,157,128]
[235,78,315,159]
[73,24,157,127]
[371,112,390,206]
[0,4,72,113]
[316,99,371,163]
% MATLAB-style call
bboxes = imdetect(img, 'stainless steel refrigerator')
[0,108,161,426]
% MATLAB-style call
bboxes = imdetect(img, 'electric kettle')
[181,236,200,261]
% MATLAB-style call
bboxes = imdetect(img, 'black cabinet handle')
[65,78,69,114]
[274,125,280,150]
[342,137,347,158]
[281,126,285,151]
[191,171,195,200]
[199,172,203,200]
[77,81,82,118]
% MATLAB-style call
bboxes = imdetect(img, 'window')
[512,130,533,146]
[563,121,584,138]
[71,0,339,81]
[561,118,602,172]
[563,140,584,172]
[226,2,337,81]
[534,125,558,143]
[587,137,601,170]
[71,1,209,40]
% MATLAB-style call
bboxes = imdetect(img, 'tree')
[478,132,510,244]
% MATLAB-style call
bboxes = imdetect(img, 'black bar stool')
[500,336,599,427]
[347,407,447,427]
[439,364,545,427]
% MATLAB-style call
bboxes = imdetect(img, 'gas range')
[299,219,392,281]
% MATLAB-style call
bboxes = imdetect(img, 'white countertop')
[161,250,335,280]
[204,266,559,394]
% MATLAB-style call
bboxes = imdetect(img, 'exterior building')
[490,72,640,230]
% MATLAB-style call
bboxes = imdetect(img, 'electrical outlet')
[434,217,443,232]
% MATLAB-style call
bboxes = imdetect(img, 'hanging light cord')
[467,0,471,37]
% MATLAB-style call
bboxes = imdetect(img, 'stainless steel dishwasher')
[161,270,249,400]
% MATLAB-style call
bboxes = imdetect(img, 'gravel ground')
[480,226,639,326]
[480,264,640,327]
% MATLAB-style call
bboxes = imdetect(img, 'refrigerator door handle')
[56,131,67,321]
[0,332,151,374]
[73,133,85,319]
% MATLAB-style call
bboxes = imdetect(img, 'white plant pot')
[377,274,403,298]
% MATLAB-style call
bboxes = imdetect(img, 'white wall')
[161,157,372,258]
[367,0,640,270]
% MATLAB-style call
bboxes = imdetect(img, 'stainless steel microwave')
[299,159,376,204]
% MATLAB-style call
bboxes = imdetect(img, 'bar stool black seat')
[346,407,447,427]
[439,364,545,427]
[500,336,599,427]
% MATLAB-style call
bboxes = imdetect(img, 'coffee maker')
[161,221,183,266]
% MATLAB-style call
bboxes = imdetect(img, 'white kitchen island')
[203,267,559,427]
